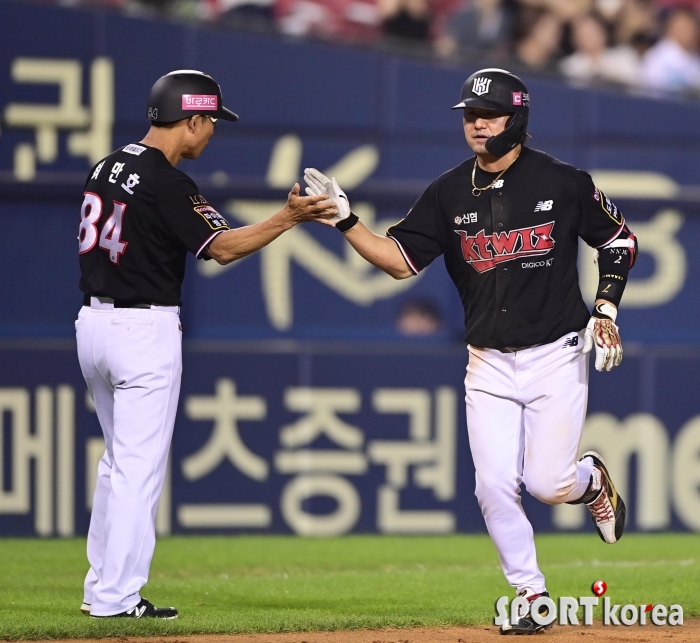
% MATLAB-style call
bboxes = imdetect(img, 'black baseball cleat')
[581,451,626,544]
[499,589,553,635]
[90,598,178,619]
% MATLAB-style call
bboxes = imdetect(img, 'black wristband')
[594,279,624,308]
[336,212,359,233]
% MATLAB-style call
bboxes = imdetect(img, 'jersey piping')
[196,229,227,259]
[387,235,420,275]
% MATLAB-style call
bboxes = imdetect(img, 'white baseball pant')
[76,299,182,616]
[466,330,595,594]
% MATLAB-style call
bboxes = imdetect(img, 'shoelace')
[589,488,615,522]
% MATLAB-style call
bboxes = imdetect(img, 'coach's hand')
[582,302,623,372]
[303,168,351,225]
[284,182,339,224]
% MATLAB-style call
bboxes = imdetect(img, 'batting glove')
[303,168,351,225]
[582,302,623,372]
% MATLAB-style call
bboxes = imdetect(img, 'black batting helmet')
[147,70,239,124]
[452,68,529,158]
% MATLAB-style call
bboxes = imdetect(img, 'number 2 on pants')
[78,193,128,264]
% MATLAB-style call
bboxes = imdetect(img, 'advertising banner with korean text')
[1,341,698,537]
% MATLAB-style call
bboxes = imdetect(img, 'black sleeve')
[572,170,638,306]
[156,169,230,259]
[574,170,625,248]
[386,179,444,274]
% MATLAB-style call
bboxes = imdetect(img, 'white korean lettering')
[108,162,124,183]
[121,173,140,195]
[91,160,105,180]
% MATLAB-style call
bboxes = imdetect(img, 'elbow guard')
[595,226,637,307]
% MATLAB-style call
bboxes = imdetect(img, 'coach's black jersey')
[78,143,229,306]
[387,147,627,349]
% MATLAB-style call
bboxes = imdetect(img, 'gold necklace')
[471,148,521,197]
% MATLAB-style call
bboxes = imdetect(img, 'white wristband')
[595,302,617,322]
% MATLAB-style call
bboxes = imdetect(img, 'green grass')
[1,534,699,639]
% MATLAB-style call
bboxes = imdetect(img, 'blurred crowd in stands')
[70,0,700,95]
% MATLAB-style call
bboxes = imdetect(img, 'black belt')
[500,344,542,353]
[471,344,542,353]
[83,294,153,309]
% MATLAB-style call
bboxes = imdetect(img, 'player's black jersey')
[78,143,229,306]
[387,147,628,349]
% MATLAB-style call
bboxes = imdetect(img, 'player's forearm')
[343,222,413,279]
[207,210,293,264]
[594,226,637,307]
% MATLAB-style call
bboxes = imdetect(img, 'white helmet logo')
[472,77,492,96]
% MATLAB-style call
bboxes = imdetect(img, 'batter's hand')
[285,182,339,224]
[582,303,623,372]
[303,168,351,225]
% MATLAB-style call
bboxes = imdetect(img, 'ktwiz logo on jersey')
[455,221,556,274]
[472,77,492,96]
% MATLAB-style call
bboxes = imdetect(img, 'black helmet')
[452,68,529,158]
[147,70,239,124]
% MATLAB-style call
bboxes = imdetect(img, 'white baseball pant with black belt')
[466,330,595,594]
[76,297,182,616]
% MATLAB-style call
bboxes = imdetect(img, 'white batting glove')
[303,168,351,225]
[582,302,623,372]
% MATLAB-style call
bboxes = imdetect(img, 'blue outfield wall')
[1,0,700,342]
[2,0,700,536]
[1,340,699,537]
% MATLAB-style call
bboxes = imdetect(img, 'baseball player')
[76,70,338,619]
[304,68,637,635]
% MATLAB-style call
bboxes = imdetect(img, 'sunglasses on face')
[202,115,218,127]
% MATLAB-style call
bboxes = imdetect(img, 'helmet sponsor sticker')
[194,204,229,230]
[182,94,218,110]
[512,91,530,106]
